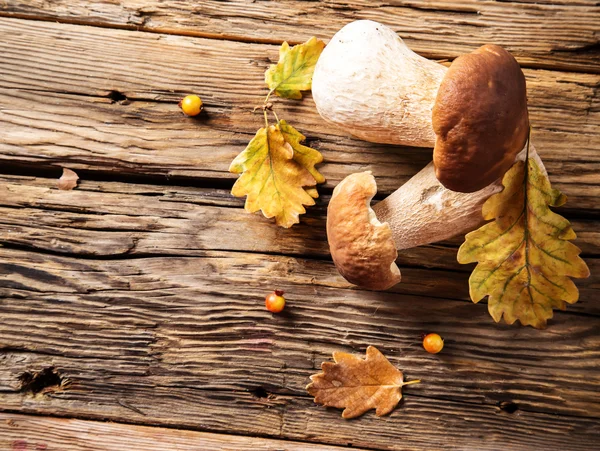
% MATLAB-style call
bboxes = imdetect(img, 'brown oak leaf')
[307,346,420,419]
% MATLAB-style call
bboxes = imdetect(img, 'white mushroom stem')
[372,144,545,250]
[312,20,447,147]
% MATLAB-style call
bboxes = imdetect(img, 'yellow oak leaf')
[265,36,325,99]
[229,124,319,228]
[307,346,420,419]
[305,187,319,199]
[458,157,590,329]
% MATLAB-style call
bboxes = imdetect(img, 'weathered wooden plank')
[1,389,599,451]
[0,175,597,314]
[0,413,371,451]
[2,88,598,211]
[0,19,598,208]
[1,243,599,418]
[0,307,599,451]
[1,400,600,451]
[1,0,599,73]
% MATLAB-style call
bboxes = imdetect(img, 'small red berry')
[179,94,203,116]
[265,290,285,313]
[423,333,444,354]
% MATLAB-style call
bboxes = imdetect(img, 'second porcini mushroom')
[320,20,544,290]
[327,146,545,290]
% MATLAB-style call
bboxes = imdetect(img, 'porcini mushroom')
[327,147,545,290]
[432,44,529,193]
[312,20,446,148]
[327,171,400,290]
[313,20,530,193]
[316,20,544,290]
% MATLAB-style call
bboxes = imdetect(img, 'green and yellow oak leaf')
[229,122,324,228]
[265,36,325,99]
[458,157,590,329]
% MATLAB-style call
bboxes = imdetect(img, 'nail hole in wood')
[108,90,128,103]
[250,386,269,399]
[19,367,64,395]
[499,401,519,414]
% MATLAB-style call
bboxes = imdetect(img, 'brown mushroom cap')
[432,44,529,193]
[327,172,400,290]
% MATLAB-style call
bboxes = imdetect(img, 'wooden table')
[1,1,599,450]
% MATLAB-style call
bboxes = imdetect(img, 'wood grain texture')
[0,174,597,313]
[1,0,599,72]
[0,179,598,420]
[0,406,599,451]
[0,2,599,448]
[1,255,600,450]
[0,413,372,451]
[3,387,599,451]
[0,19,598,208]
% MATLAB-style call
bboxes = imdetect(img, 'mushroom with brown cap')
[432,44,530,193]
[312,20,531,193]
[327,171,400,290]
[327,147,545,291]
[316,20,543,290]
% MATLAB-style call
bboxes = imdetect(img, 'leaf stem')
[272,109,280,124]
[264,89,275,106]
[263,89,275,128]
[402,379,421,386]
[523,127,532,305]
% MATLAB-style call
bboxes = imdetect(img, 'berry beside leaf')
[179,95,203,116]
[423,333,444,354]
[265,290,286,313]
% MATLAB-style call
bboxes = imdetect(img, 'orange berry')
[265,290,285,313]
[179,95,203,116]
[423,333,444,354]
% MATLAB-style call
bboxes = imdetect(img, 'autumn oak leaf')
[304,186,319,199]
[265,36,326,99]
[307,346,420,419]
[229,123,322,228]
[458,157,590,329]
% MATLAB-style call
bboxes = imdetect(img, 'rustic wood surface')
[0,1,599,450]
[0,413,374,451]
[2,0,599,72]
[0,19,599,209]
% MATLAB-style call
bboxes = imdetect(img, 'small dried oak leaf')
[307,346,419,419]
[57,168,79,190]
